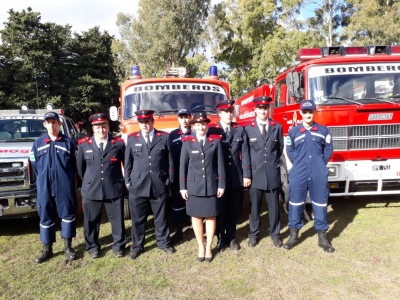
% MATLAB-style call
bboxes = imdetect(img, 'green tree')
[343,0,400,45]
[114,0,211,78]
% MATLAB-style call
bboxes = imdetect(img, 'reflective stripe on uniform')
[40,222,55,229]
[38,144,50,151]
[294,134,305,142]
[289,200,305,206]
[62,218,76,223]
[310,132,324,139]
[312,201,327,207]
[55,145,68,152]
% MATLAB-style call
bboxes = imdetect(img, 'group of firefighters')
[30,97,335,264]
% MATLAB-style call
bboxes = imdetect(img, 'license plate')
[372,164,390,171]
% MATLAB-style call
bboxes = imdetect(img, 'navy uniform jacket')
[30,133,77,201]
[76,136,125,200]
[168,127,192,183]
[208,122,251,189]
[286,123,333,180]
[179,135,226,196]
[125,129,174,198]
[244,119,284,190]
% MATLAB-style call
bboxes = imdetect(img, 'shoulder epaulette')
[78,137,90,145]
[208,123,220,128]
[231,122,238,128]
[155,130,169,137]
[270,119,282,126]
[209,134,222,140]
[128,131,140,138]
[246,120,256,127]
[182,136,195,142]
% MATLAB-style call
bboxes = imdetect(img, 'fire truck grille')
[0,170,24,177]
[0,181,25,188]
[329,125,400,150]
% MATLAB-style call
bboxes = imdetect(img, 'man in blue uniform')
[125,110,175,259]
[244,96,284,248]
[208,100,251,251]
[284,100,335,252]
[168,107,192,243]
[30,112,77,263]
[76,113,127,258]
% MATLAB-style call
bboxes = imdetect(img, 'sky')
[0,0,140,39]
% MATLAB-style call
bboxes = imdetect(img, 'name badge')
[135,144,142,146]
[85,150,93,153]
[250,138,257,142]
[191,150,199,153]
[172,138,181,143]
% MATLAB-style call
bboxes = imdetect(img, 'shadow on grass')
[289,194,400,247]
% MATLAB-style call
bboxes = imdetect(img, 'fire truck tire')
[123,197,131,220]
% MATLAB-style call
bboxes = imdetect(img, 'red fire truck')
[110,65,230,138]
[236,45,400,197]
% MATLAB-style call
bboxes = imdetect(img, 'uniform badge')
[325,134,332,144]
[285,136,292,145]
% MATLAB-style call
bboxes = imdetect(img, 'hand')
[243,178,251,188]
[217,188,225,198]
[180,190,188,200]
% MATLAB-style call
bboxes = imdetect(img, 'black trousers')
[216,187,243,244]
[83,197,127,253]
[170,182,189,228]
[129,190,171,250]
[248,188,281,238]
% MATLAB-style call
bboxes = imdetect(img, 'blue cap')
[177,107,191,116]
[300,100,316,111]
[44,112,60,121]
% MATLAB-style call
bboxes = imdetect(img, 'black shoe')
[160,246,176,254]
[63,238,76,261]
[35,244,53,264]
[128,248,142,259]
[271,236,283,248]
[89,251,99,259]
[283,229,299,250]
[114,250,124,258]
[229,240,240,251]
[317,231,335,253]
[248,237,257,247]
[171,230,183,245]
[197,256,205,262]
[205,256,213,263]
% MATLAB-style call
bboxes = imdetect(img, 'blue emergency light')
[208,65,219,79]
[130,65,142,79]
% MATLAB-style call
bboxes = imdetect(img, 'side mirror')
[110,106,119,121]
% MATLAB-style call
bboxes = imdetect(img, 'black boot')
[283,229,299,250]
[317,231,335,253]
[63,238,76,261]
[35,244,53,264]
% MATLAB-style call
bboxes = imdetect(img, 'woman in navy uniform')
[125,110,175,259]
[284,100,335,252]
[168,107,192,242]
[76,113,127,258]
[208,99,251,251]
[180,111,226,262]
[244,96,284,248]
[30,112,77,263]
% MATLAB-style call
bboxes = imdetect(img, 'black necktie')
[200,139,204,150]
[99,142,104,154]
[145,134,150,149]
[225,127,230,139]
[261,124,267,140]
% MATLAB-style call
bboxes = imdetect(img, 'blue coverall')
[30,134,77,244]
[286,123,333,231]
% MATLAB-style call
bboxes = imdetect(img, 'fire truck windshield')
[123,82,227,119]
[308,63,400,105]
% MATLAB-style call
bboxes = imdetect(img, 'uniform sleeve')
[277,124,284,159]
[120,141,126,168]
[217,140,226,189]
[167,135,174,183]
[70,138,78,174]
[323,128,333,164]
[76,144,85,178]
[286,129,296,164]
[240,127,252,179]
[124,138,134,186]
[179,142,189,190]
[29,141,38,175]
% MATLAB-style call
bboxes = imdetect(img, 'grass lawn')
[1,194,400,300]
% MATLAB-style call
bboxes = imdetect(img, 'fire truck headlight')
[328,166,337,177]
[12,162,23,168]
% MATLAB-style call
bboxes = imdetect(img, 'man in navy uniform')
[76,113,127,258]
[208,100,251,251]
[30,112,77,263]
[284,100,335,252]
[168,107,192,243]
[125,110,175,259]
[244,96,284,248]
